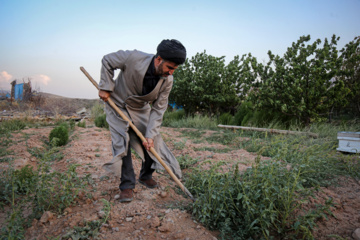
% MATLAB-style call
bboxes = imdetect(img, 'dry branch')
[218,124,319,138]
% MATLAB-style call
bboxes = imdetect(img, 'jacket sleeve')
[99,50,132,92]
[145,78,173,139]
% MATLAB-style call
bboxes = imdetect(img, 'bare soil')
[0,99,359,239]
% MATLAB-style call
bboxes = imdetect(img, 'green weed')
[177,155,199,169]
[185,162,329,239]
[94,114,109,129]
[77,121,86,128]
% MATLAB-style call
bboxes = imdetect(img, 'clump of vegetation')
[91,101,105,120]
[163,109,186,126]
[164,114,218,129]
[177,155,199,169]
[94,114,109,129]
[0,159,85,239]
[186,160,331,239]
[0,119,27,135]
[217,112,233,125]
[49,125,69,146]
[77,120,86,128]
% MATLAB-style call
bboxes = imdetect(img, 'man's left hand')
[143,138,154,151]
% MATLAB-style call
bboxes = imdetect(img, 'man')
[98,39,186,202]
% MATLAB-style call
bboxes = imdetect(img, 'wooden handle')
[80,66,195,201]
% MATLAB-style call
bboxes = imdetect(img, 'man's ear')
[154,56,163,66]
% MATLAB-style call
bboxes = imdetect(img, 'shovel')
[80,66,195,202]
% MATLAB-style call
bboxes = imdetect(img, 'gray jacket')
[99,49,182,178]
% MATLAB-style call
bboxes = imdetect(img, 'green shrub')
[177,155,199,169]
[49,125,69,146]
[217,112,233,125]
[91,101,105,120]
[186,162,325,239]
[233,101,253,126]
[0,119,26,135]
[69,120,75,130]
[94,114,109,129]
[163,109,186,126]
[77,121,86,128]
[13,165,37,194]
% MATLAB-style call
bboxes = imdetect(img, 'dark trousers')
[119,144,155,190]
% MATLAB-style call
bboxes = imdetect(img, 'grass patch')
[185,161,332,239]
[0,118,87,239]
[166,115,360,239]
[177,155,199,169]
[193,146,231,153]
[180,129,205,139]
[163,114,218,129]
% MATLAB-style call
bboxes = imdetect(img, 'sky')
[0,0,359,99]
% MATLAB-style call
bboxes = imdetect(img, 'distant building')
[10,79,32,101]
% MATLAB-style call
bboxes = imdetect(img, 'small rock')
[114,194,120,200]
[64,207,72,214]
[40,211,54,223]
[173,231,185,239]
[85,214,99,222]
[166,218,174,223]
[165,209,171,214]
[147,215,152,219]
[353,228,360,240]
[101,223,109,228]
[150,217,161,228]
[160,191,167,198]
[98,211,106,219]
[158,222,174,232]
[126,217,133,222]
[113,227,119,232]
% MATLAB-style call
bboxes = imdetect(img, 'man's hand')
[99,90,111,102]
[143,138,154,151]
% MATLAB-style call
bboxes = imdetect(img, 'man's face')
[154,56,178,77]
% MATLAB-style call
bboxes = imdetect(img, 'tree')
[171,51,253,116]
[339,36,360,116]
[248,35,349,125]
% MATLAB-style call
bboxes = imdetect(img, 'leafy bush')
[233,101,253,126]
[163,109,186,126]
[217,112,233,125]
[177,155,199,169]
[186,162,325,239]
[1,161,85,238]
[49,125,69,146]
[77,121,86,128]
[94,114,109,129]
[91,101,105,120]
[0,119,26,135]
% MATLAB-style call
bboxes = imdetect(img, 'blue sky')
[0,0,359,99]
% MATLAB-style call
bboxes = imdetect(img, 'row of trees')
[171,35,360,125]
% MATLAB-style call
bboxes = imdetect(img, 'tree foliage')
[171,51,253,116]
[248,35,349,125]
[339,36,360,116]
[171,35,359,125]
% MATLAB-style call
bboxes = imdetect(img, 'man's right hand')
[99,90,111,102]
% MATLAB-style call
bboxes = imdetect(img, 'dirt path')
[1,124,359,239]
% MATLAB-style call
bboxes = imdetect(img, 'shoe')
[119,189,133,202]
[139,178,158,189]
